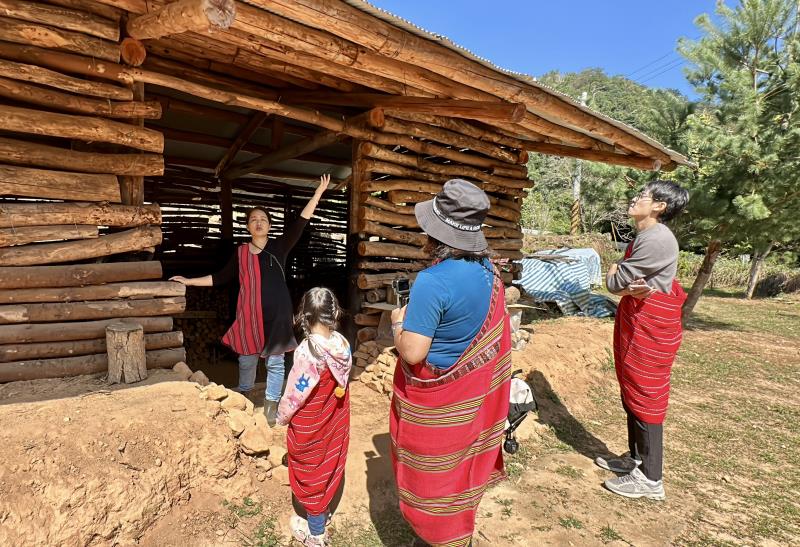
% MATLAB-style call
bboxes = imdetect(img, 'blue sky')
[368,1,721,98]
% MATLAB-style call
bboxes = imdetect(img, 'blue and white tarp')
[515,248,616,318]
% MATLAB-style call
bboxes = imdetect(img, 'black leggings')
[625,403,663,481]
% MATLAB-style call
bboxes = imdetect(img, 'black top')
[212,217,309,356]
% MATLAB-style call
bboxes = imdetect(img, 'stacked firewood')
[174,286,231,367]
[352,340,397,398]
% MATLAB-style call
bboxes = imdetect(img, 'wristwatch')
[391,321,403,337]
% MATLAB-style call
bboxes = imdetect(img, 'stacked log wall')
[0,0,184,382]
[348,115,529,362]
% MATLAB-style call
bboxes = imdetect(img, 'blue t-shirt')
[403,258,493,369]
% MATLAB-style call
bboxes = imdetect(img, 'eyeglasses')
[630,192,653,203]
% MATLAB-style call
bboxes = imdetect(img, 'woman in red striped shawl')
[171,175,329,426]
[599,180,689,500]
[277,287,351,547]
[390,179,512,547]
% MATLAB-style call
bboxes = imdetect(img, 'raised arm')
[300,173,330,220]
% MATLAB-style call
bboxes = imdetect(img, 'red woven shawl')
[614,247,686,424]
[287,368,350,515]
[390,276,512,547]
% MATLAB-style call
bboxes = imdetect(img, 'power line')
[626,51,679,78]
[637,59,687,85]
[634,57,685,82]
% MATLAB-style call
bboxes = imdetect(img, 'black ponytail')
[294,287,343,360]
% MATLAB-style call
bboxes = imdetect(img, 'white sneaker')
[290,515,327,546]
[604,467,665,500]
[595,451,641,474]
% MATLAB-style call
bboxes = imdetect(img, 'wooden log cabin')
[0,0,690,383]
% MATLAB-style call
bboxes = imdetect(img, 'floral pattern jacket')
[276,331,352,426]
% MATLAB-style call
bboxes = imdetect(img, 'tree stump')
[106,321,146,383]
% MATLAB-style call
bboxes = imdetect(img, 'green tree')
[679,0,800,314]
[524,69,693,240]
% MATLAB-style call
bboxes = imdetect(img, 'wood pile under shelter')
[0,0,689,382]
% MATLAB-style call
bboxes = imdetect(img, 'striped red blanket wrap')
[287,367,350,515]
[614,245,686,425]
[390,275,512,547]
[221,244,264,355]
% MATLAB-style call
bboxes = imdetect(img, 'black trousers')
[624,403,663,481]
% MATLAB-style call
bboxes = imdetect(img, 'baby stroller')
[503,369,538,455]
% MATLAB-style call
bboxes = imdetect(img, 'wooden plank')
[0,164,120,202]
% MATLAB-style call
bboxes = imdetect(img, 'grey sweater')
[606,223,679,294]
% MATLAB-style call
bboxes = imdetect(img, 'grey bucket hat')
[414,179,490,252]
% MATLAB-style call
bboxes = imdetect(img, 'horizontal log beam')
[127,0,236,40]
[0,225,97,247]
[0,226,162,266]
[0,316,172,344]
[360,142,533,190]
[359,220,426,247]
[358,241,427,260]
[0,15,119,62]
[0,0,119,41]
[0,330,184,362]
[377,116,525,165]
[360,206,416,229]
[0,347,186,382]
[0,40,132,84]
[387,111,534,152]
[44,0,124,22]
[0,164,120,202]
[356,260,426,272]
[527,142,663,171]
[0,105,164,153]
[357,270,419,290]
[0,281,185,304]
[0,75,161,118]
[0,202,161,229]
[283,92,526,123]
[364,195,413,216]
[362,160,524,198]
[0,261,162,290]
[0,296,185,324]
[0,58,131,100]
[0,137,164,176]
[386,189,520,221]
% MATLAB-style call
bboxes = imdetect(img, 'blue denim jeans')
[237,353,285,402]
[307,512,326,536]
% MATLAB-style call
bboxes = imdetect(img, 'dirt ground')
[1,292,798,546]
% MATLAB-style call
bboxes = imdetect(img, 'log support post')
[106,321,146,383]
[346,140,368,343]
